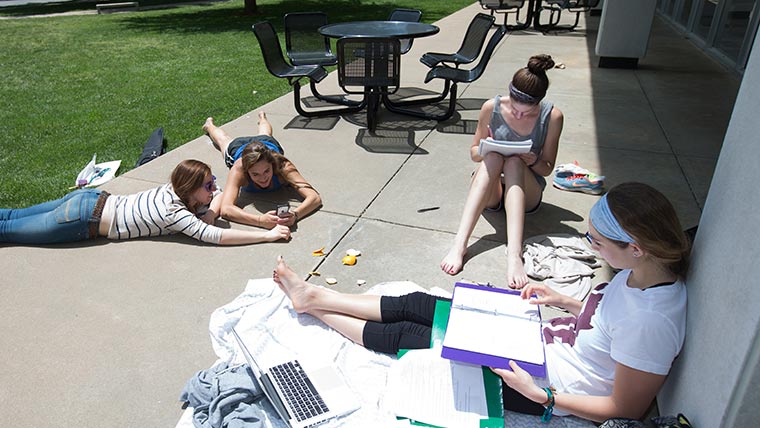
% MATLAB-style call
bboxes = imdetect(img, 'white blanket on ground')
[175,279,596,428]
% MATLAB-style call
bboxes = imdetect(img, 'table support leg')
[366,88,381,133]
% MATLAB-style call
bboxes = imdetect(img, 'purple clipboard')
[440,282,547,378]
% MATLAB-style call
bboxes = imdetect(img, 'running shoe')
[553,173,605,194]
[554,160,591,178]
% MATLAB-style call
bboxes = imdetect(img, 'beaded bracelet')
[541,387,555,423]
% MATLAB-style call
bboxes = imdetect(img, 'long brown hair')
[240,141,295,186]
[170,159,211,213]
[607,182,691,278]
[511,54,555,103]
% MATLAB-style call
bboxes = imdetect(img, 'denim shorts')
[224,135,284,168]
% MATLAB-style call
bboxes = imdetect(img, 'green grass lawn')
[0,0,474,207]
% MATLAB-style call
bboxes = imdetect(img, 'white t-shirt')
[542,269,687,407]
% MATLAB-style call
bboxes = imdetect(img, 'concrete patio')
[0,3,739,427]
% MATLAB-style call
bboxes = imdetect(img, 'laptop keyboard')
[270,361,330,422]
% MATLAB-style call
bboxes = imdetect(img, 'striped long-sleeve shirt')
[105,184,222,244]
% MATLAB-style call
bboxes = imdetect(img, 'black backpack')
[599,413,693,428]
[135,127,166,167]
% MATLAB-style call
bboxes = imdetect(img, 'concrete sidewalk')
[0,3,738,427]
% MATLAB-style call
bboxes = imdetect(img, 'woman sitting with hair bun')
[441,54,564,289]
[204,112,321,231]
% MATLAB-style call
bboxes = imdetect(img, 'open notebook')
[441,282,546,377]
[478,138,533,157]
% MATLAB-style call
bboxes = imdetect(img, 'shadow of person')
[459,233,504,265]
[479,201,586,243]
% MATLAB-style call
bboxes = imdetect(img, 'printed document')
[385,347,488,428]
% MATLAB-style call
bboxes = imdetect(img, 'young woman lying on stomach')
[0,159,290,245]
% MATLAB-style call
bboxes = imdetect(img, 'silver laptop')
[230,327,360,428]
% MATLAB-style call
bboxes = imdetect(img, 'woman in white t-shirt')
[272,182,689,423]
[493,182,690,422]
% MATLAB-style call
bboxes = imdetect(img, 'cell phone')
[276,204,290,217]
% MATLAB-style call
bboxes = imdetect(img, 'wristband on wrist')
[541,386,556,423]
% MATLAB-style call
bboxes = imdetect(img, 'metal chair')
[252,21,363,118]
[283,12,360,107]
[419,13,495,69]
[385,25,507,122]
[284,12,336,66]
[388,8,423,55]
[338,37,401,132]
[478,0,529,30]
[535,0,600,31]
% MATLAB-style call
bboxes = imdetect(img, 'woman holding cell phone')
[203,112,321,230]
[0,159,290,245]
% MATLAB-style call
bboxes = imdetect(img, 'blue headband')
[589,194,635,243]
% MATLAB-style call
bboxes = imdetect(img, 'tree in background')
[244,0,257,14]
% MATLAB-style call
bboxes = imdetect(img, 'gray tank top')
[489,95,554,156]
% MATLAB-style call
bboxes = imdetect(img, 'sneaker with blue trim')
[552,173,605,194]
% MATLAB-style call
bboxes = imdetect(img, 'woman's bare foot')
[202,117,214,134]
[272,256,314,313]
[257,111,274,136]
[506,252,529,289]
[440,246,466,275]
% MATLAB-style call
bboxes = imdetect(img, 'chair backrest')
[454,13,497,64]
[252,21,293,78]
[388,8,423,22]
[545,0,600,9]
[568,0,600,10]
[467,24,507,82]
[283,12,336,66]
[388,8,423,55]
[338,37,400,94]
[479,0,525,11]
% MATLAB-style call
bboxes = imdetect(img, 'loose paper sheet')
[385,347,488,428]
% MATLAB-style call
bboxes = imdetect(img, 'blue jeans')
[0,188,104,244]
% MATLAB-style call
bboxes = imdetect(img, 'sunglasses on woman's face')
[203,175,216,192]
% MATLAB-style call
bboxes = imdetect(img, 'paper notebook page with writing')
[443,287,544,365]
[478,138,533,157]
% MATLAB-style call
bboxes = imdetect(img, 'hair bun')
[527,54,555,73]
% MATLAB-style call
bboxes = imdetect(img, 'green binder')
[396,299,504,427]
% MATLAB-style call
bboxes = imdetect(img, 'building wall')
[657,27,760,427]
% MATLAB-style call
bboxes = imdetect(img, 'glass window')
[714,0,757,61]
[664,0,677,16]
[678,0,696,26]
[695,0,719,39]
